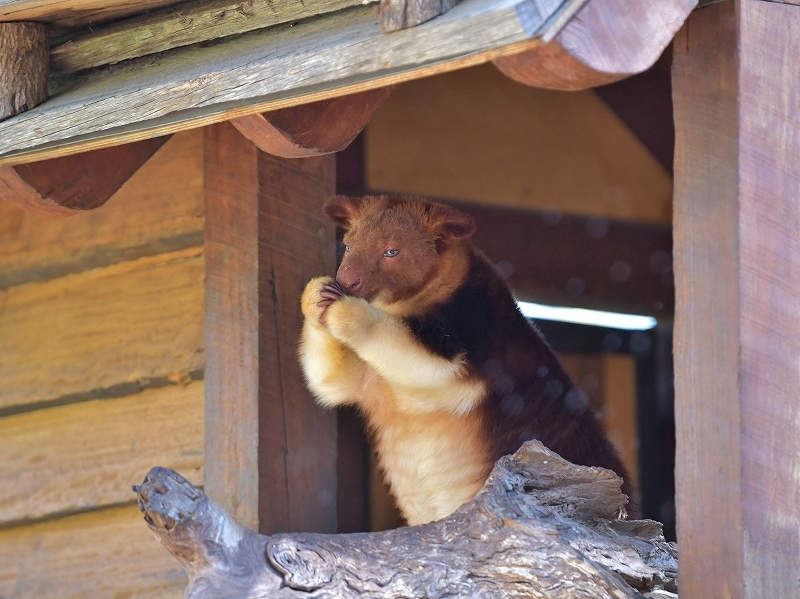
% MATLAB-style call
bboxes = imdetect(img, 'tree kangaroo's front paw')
[326,296,379,343]
[301,276,342,327]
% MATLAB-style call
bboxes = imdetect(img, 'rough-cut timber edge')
[380,0,460,32]
[0,136,169,218]
[230,87,395,158]
[0,0,590,167]
[135,440,678,599]
[0,22,47,122]
[493,0,696,91]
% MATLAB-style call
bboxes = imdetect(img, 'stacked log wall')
[0,130,205,599]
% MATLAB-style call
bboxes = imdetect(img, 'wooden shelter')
[0,0,798,597]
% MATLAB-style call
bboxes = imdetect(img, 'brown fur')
[299,195,636,525]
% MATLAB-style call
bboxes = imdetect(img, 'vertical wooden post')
[204,122,337,534]
[673,1,800,596]
[0,23,48,122]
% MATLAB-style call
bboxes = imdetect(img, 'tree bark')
[134,441,677,598]
[0,22,48,122]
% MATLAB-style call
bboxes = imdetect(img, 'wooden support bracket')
[0,22,48,122]
[0,136,170,218]
[493,0,696,91]
[380,0,459,32]
[230,88,395,158]
[134,441,678,599]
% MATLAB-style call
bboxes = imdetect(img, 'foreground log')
[134,441,678,598]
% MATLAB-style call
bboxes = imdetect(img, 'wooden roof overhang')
[0,0,694,216]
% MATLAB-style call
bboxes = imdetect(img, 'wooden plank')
[0,136,170,217]
[0,129,204,290]
[0,0,191,28]
[51,0,376,74]
[493,0,696,90]
[0,249,204,412]
[0,504,186,599]
[204,122,337,535]
[0,381,203,524]
[364,63,673,224]
[230,87,395,158]
[0,0,587,166]
[0,22,47,121]
[673,1,800,596]
[453,200,673,315]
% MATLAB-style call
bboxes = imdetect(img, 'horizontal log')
[0,0,584,165]
[51,0,376,74]
[0,135,169,217]
[0,249,204,412]
[493,0,695,90]
[230,87,395,158]
[453,200,674,315]
[0,22,48,121]
[0,129,204,290]
[135,441,678,598]
[0,504,187,599]
[0,0,190,28]
[0,381,203,525]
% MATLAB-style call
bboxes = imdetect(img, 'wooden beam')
[493,0,695,91]
[231,87,395,158]
[673,1,800,597]
[0,136,169,217]
[51,0,375,74]
[380,0,458,32]
[451,201,673,316]
[0,0,191,28]
[0,0,586,166]
[0,22,47,121]
[204,122,337,535]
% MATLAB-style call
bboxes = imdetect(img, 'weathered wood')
[0,249,204,412]
[0,0,585,166]
[673,1,800,597]
[0,129,204,290]
[454,201,674,315]
[204,123,337,535]
[0,381,203,525]
[365,64,673,225]
[493,0,695,90]
[51,0,376,74]
[380,0,458,32]
[0,136,169,217]
[0,0,190,28]
[0,504,187,599]
[135,441,678,599]
[231,87,394,158]
[0,22,47,121]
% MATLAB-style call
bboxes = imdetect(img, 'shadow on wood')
[0,136,170,218]
[493,0,696,90]
[230,88,395,159]
[134,441,677,598]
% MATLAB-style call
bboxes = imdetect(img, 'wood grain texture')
[0,249,205,411]
[493,0,696,90]
[0,0,191,28]
[136,443,678,599]
[380,0,459,32]
[0,381,203,525]
[0,504,187,599]
[0,136,169,217]
[0,22,47,121]
[230,87,395,158]
[51,0,375,74]
[365,64,673,224]
[0,0,585,165]
[673,1,800,596]
[0,129,204,290]
[204,123,337,535]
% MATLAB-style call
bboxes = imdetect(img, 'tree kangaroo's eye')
[344,245,351,252]
[383,249,399,258]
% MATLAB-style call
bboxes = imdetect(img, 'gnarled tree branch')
[134,441,678,598]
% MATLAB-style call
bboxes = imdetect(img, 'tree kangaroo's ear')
[428,203,476,242]
[323,195,362,229]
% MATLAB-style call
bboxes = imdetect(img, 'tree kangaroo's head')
[323,195,476,311]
